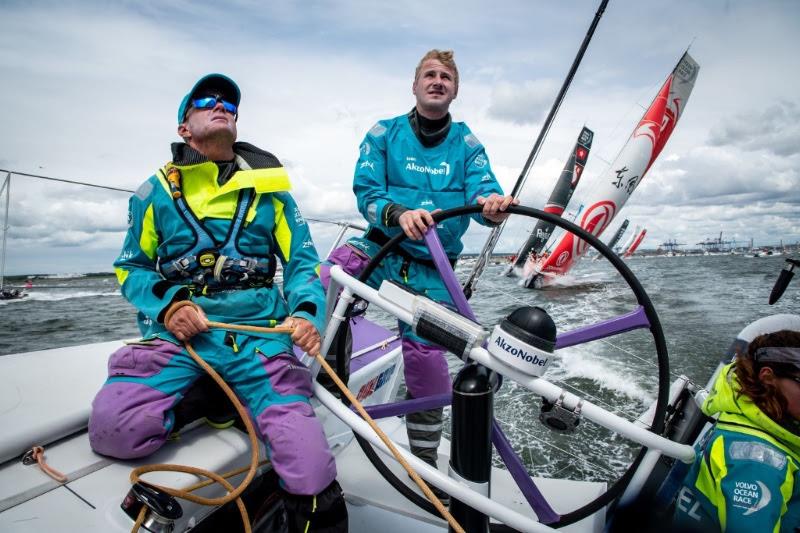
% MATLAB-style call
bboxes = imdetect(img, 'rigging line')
[498,420,618,478]
[0,169,134,194]
[463,0,609,297]
[306,217,365,230]
[597,336,702,388]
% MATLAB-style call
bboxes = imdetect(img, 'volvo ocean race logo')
[734,480,771,516]
[406,160,450,176]
[494,336,548,367]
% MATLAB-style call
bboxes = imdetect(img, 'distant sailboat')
[607,219,630,253]
[526,52,700,287]
[0,172,26,300]
[505,126,593,284]
[618,224,641,256]
[589,218,629,261]
[623,227,647,258]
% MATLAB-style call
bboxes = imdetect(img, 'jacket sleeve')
[353,123,394,230]
[462,132,504,227]
[113,178,189,323]
[271,192,326,335]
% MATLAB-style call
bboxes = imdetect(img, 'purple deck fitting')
[492,420,560,524]
[556,306,650,349]
[348,316,402,374]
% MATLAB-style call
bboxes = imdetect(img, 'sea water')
[1,253,797,484]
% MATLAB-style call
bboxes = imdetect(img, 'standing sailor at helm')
[321,49,516,484]
[89,73,347,532]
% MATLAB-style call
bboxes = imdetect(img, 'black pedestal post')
[449,363,495,533]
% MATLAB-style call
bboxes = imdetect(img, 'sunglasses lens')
[191,96,237,115]
[221,101,238,114]
[192,96,218,110]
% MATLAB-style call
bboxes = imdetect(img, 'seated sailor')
[674,330,800,532]
[88,73,347,532]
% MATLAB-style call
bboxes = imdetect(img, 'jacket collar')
[703,363,800,455]
[170,142,281,170]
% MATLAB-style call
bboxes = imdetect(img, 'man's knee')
[89,381,174,459]
[402,337,450,397]
[258,402,337,495]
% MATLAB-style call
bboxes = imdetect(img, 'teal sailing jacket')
[674,364,800,532]
[114,143,325,354]
[353,114,503,259]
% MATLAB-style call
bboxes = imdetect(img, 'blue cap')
[177,73,241,124]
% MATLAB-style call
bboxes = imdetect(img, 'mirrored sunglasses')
[191,95,238,115]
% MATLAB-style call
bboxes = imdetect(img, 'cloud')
[708,100,800,157]
[487,79,559,125]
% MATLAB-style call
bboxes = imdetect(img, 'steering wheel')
[347,204,670,529]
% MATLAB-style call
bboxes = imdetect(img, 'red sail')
[623,228,647,258]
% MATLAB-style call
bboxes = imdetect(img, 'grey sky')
[0,0,798,275]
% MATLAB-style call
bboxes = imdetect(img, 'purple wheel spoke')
[556,306,650,349]
[492,419,560,524]
[359,393,452,419]
[423,227,477,320]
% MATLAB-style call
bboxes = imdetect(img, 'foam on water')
[23,291,119,302]
[553,348,655,405]
[37,273,88,279]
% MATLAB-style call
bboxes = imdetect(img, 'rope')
[25,446,68,483]
[313,353,463,532]
[130,300,463,533]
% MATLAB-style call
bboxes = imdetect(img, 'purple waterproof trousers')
[88,333,336,496]
[320,244,451,398]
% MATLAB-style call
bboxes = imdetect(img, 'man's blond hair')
[414,49,459,89]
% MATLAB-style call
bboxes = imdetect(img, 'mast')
[606,219,629,252]
[0,173,10,291]
[462,0,610,298]
[527,51,700,286]
[507,126,593,276]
